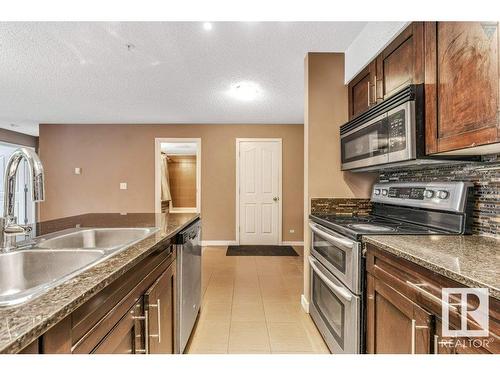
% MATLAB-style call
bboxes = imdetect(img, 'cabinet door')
[376,22,424,101]
[425,21,500,154]
[145,260,176,354]
[366,274,433,354]
[92,300,145,354]
[348,61,376,119]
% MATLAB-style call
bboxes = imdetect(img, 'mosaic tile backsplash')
[379,154,500,237]
[311,198,372,216]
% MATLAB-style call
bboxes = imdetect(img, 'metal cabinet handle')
[309,223,354,251]
[434,334,439,354]
[367,80,371,106]
[406,281,458,312]
[131,310,149,354]
[148,299,162,343]
[410,319,428,354]
[308,256,352,301]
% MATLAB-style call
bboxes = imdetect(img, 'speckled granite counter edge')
[363,236,500,300]
[0,214,199,354]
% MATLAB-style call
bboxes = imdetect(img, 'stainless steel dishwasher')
[175,218,201,353]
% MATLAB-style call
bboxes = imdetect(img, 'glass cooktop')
[310,213,446,239]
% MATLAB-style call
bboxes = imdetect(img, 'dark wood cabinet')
[347,21,500,154]
[375,22,424,101]
[348,61,376,119]
[145,261,176,354]
[425,21,500,154]
[92,299,145,354]
[366,243,500,354]
[367,274,432,354]
[39,242,177,354]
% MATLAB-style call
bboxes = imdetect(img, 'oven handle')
[308,256,352,302]
[309,223,355,251]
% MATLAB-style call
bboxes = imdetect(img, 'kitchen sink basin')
[0,249,105,306]
[0,227,158,306]
[36,227,158,251]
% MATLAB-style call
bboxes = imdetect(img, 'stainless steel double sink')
[0,227,158,307]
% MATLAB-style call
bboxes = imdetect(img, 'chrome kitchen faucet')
[0,147,45,251]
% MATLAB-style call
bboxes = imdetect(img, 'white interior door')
[238,140,281,245]
[0,144,36,225]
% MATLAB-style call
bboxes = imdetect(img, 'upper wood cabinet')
[346,21,500,154]
[375,22,424,101]
[424,21,500,154]
[348,61,376,119]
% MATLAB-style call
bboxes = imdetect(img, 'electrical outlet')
[289,229,295,233]
[120,182,127,190]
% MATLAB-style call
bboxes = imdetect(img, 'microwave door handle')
[308,256,352,302]
[309,223,354,251]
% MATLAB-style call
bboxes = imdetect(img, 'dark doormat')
[226,245,299,256]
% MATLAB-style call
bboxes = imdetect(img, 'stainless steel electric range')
[308,181,474,354]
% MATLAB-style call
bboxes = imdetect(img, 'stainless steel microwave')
[340,85,424,171]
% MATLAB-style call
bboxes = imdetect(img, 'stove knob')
[424,190,434,199]
[382,189,388,196]
[374,189,381,196]
[437,190,449,199]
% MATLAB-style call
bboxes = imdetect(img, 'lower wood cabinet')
[367,274,432,354]
[32,242,177,354]
[145,262,176,354]
[92,299,144,354]
[366,243,500,354]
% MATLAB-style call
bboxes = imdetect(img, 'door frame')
[235,138,282,245]
[154,138,201,214]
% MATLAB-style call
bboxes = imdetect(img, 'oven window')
[341,117,388,163]
[312,232,346,273]
[313,272,345,348]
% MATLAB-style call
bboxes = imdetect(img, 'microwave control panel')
[387,109,406,152]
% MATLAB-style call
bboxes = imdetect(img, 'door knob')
[273,197,279,202]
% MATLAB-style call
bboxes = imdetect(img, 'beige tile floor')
[186,246,329,354]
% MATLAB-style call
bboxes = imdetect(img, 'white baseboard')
[201,240,238,247]
[301,294,310,313]
[282,241,304,246]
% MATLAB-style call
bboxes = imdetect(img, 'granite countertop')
[364,234,500,300]
[0,212,199,354]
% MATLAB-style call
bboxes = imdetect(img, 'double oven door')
[308,222,361,354]
[340,100,415,170]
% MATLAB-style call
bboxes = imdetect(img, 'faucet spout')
[3,148,45,221]
[1,147,45,251]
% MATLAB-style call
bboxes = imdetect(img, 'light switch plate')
[120,182,127,190]
[74,167,81,175]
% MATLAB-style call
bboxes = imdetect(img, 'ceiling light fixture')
[227,81,261,102]
[202,22,213,31]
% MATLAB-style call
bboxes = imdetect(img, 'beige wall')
[303,53,377,302]
[38,124,304,242]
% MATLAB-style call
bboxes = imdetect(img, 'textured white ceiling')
[0,22,367,136]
